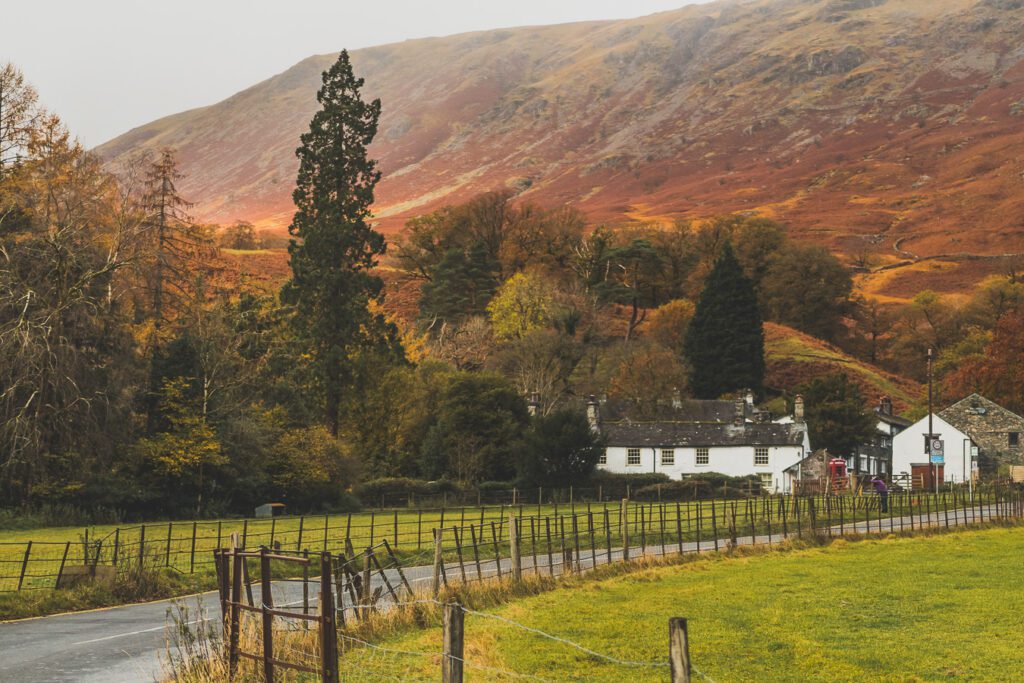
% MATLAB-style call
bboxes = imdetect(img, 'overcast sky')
[3,1,706,147]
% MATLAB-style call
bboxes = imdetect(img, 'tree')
[647,299,695,354]
[944,313,1024,414]
[517,408,604,487]
[282,50,394,436]
[0,112,141,505]
[419,242,500,326]
[219,220,262,250]
[684,243,765,399]
[0,62,40,174]
[760,245,853,341]
[420,372,529,482]
[135,377,226,515]
[607,340,689,419]
[140,149,212,335]
[487,271,555,340]
[798,373,876,459]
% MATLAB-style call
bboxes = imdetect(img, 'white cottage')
[591,396,810,493]
[891,413,975,487]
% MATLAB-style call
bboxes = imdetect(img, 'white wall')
[598,445,805,493]
[892,414,975,483]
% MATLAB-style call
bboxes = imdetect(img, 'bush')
[355,478,466,507]
[477,480,517,492]
[632,473,762,501]
[585,471,671,499]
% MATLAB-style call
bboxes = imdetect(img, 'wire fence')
[199,487,1023,682]
[2,487,1019,593]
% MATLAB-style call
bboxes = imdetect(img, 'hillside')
[764,321,923,410]
[97,0,1024,258]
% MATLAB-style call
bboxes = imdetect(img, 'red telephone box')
[828,458,848,491]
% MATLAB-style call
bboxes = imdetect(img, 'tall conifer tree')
[283,50,388,436]
[683,242,765,399]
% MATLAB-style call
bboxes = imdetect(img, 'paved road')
[0,504,1003,682]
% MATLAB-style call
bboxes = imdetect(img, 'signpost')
[928,438,943,492]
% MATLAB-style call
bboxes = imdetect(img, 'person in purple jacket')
[871,475,889,512]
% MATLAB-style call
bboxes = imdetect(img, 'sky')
[3,0,706,148]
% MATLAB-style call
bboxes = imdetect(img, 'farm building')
[590,395,810,493]
[893,393,1024,486]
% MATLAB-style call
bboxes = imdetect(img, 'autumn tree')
[219,220,262,250]
[0,62,40,174]
[944,312,1024,414]
[684,243,765,399]
[487,271,555,340]
[282,50,396,435]
[0,113,140,504]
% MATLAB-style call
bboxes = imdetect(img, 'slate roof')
[875,410,912,428]
[939,393,1024,432]
[672,399,752,423]
[602,421,805,448]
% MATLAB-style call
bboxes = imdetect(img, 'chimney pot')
[586,395,601,432]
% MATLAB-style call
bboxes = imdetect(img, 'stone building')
[939,393,1024,470]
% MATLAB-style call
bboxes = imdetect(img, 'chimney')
[734,397,746,426]
[794,394,805,423]
[586,395,601,432]
[527,392,540,417]
[745,389,755,407]
[879,396,893,417]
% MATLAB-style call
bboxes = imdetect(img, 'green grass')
[340,527,1024,682]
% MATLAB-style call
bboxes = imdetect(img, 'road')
[0,503,1001,682]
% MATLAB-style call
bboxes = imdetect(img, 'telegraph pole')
[927,348,936,494]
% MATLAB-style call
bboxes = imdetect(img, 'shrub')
[355,478,466,507]
[632,473,762,501]
[586,471,671,499]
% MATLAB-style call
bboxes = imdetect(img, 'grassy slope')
[346,527,1024,682]
[764,322,924,412]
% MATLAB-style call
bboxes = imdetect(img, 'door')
[911,464,944,490]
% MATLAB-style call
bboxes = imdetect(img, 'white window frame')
[627,448,641,466]
[759,473,773,489]
[695,447,709,466]
[754,447,769,466]
[598,451,607,465]
[661,448,675,466]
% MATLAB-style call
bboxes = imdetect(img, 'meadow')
[335,526,1024,682]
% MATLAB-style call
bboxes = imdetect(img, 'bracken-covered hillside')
[98,0,1024,266]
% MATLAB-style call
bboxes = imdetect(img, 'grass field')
[338,527,1024,682]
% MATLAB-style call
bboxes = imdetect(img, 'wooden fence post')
[509,512,522,582]
[259,547,274,683]
[17,541,32,590]
[138,524,146,567]
[432,528,444,596]
[297,515,305,552]
[56,541,70,589]
[320,552,339,683]
[442,602,465,683]
[166,521,173,567]
[190,522,198,574]
[361,548,373,618]
[669,617,692,683]
[621,499,630,562]
[112,529,120,568]
[228,548,242,678]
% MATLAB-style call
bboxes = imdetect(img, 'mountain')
[97,0,1024,266]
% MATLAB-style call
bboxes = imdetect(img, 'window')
[1010,432,1020,447]
[661,449,675,466]
[627,448,641,466]
[598,451,607,465]
[754,447,769,466]
[695,448,709,466]
[759,473,773,489]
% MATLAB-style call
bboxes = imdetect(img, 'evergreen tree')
[798,374,876,460]
[419,242,500,326]
[282,50,392,435]
[684,242,765,398]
